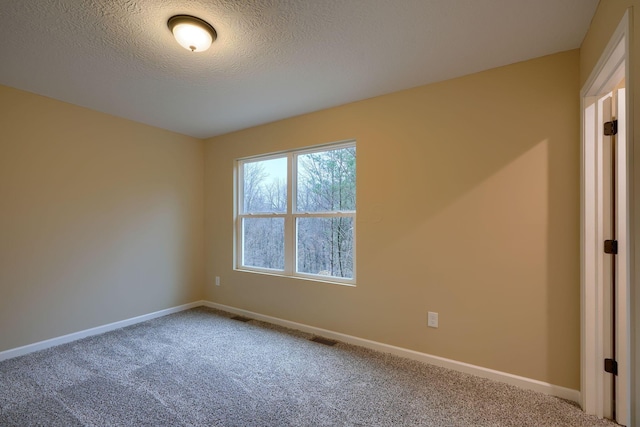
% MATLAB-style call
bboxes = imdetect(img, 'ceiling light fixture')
[167,15,217,53]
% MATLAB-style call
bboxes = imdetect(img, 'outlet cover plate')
[428,312,438,328]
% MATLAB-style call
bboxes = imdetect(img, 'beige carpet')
[0,307,617,426]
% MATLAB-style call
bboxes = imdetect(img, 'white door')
[580,11,631,426]
[599,93,614,420]
[599,85,627,422]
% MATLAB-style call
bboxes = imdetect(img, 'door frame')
[580,9,632,425]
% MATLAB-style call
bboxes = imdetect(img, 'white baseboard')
[0,299,581,405]
[0,300,206,362]
[204,301,581,403]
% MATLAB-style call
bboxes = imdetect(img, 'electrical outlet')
[427,312,438,328]
[215,276,220,286]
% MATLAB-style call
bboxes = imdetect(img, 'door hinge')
[604,120,618,136]
[604,358,618,375]
[604,239,618,254]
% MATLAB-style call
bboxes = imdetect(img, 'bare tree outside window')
[243,158,286,213]
[241,157,287,270]
[296,147,355,278]
[242,217,284,270]
[237,142,356,283]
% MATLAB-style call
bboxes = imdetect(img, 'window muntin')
[236,141,356,284]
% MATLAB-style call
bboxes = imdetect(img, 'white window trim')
[235,140,356,286]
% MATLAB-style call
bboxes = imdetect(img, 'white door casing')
[580,9,632,426]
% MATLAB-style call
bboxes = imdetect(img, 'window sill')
[234,268,356,288]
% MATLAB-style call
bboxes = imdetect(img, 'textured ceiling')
[0,0,598,139]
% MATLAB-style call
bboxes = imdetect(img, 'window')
[236,141,356,284]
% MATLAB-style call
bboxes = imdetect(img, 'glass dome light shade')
[168,15,217,53]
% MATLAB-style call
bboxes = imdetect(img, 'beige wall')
[580,1,639,422]
[205,50,581,389]
[0,85,205,352]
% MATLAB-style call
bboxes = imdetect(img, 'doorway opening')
[580,9,631,426]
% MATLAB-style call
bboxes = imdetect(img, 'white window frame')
[235,140,356,286]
